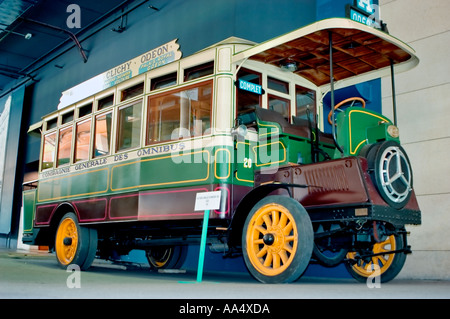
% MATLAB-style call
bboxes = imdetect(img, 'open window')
[184,61,214,81]
[42,132,56,170]
[151,72,177,91]
[57,126,73,166]
[117,101,143,151]
[120,82,144,102]
[97,94,114,111]
[93,112,112,158]
[74,119,91,162]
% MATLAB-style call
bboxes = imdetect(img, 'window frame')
[295,84,317,125]
[96,91,115,111]
[183,61,214,82]
[146,79,213,145]
[93,110,113,159]
[73,118,92,163]
[236,67,262,117]
[41,131,57,171]
[116,100,144,152]
[56,125,74,167]
[268,94,291,122]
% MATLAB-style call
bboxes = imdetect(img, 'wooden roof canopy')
[234,18,418,87]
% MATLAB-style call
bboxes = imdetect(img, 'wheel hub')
[63,237,73,245]
[263,233,275,246]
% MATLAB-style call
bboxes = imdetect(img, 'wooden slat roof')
[233,18,418,88]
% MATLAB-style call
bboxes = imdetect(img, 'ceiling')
[0,0,135,94]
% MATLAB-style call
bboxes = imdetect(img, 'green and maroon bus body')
[22,18,421,283]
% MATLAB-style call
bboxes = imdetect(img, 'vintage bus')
[22,18,421,284]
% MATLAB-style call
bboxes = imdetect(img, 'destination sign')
[356,0,374,15]
[346,0,381,29]
[58,39,182,109]
[348,7,380,28]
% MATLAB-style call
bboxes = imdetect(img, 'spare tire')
[366,141,413,209]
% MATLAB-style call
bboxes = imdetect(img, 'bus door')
[233,68,261,185]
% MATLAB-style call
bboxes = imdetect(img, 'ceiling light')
[3,29,32,39]
[280,60,298,72]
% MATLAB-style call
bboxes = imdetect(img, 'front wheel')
[55,212,98,270]
[242,196,313,284]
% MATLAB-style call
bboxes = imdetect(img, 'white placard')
[194,191,222,211]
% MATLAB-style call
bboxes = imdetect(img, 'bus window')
[98,94,114,110]
[94,112,112,157]
[236,68,261,125]
[46,118,57,131]
[184,61,214,81]
[42,132,56,170]
[57,126,73,166]
[121,82,144,101]
[268,95,290,121]
[295,86,316,126]
[74,119,91,162]
[151,72,177,91]
[78,102,93,118]
[61,111,74,125]
[147,81,212,143]
[117,101,143,151]
[268,77,289,94]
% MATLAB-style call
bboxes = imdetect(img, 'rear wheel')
[242,196,313,283]
[55,212,97,270]
[345,232,407,283]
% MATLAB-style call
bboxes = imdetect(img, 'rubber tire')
[366,141,413,209]
[345,231,407,284]
[146,246,188,270]
[313,244,348,267]
[55,212,98,270]
[242,196,313,284]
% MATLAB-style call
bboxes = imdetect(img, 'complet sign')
[236,79,264,95]
[58,39,182,109]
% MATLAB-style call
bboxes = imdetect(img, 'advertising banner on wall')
[58,39,182,109]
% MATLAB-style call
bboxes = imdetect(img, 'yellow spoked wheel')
[346,232,407,283]
[145,246,188,270]
[55,212,98,270]
[242,196,313,284]
[55,215,79,266]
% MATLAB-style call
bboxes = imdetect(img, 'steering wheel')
[327,97,366,125]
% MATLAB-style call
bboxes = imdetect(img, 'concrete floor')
[1,248,450,300]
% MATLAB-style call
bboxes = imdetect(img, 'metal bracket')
[21,18,88,63]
